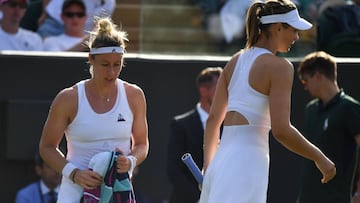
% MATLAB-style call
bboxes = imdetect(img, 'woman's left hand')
[116,155,131,173]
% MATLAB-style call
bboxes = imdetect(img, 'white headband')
[90,47,124,55]
[259,9,312,30]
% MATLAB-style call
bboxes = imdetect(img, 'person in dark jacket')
[167,67,222,203]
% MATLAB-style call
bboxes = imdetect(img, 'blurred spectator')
[194,0,262,55]
[37,0,116,38]
[19,0,43,32]
[318,0,345,16]
[218,0,258,54]
[192,0,224,41]
[0,0,43,51]
[278,0,351,57]
[297,0,323,22]
[219,0,255,44]
[317,0,360,57]
[195,0,224,28]
[15,152,61,203]
[43,0,89,51]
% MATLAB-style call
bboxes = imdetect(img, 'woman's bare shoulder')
[51,85,78,111]
[122,81,146,114]
[56,85,78,101]
[257,54,292,68]
[123,81,146,106]
[123,81,144,96]
[255,54,294,77]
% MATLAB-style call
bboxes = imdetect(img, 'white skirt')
[199,125,270,203]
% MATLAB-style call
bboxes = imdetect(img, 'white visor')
[259,9,312,30]
[90,47,124,55]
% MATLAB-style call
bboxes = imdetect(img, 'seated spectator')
[15,151,61,203]
[218,0,257,54]
[220,0,254,44]
[194,0,262,55]
[37,0,116,39]
[20,0,43,32]
[318,0,345,16]
[317,0,360,57]
[194,0,224,39]
[0,0,43,51]
[43,0,89,51]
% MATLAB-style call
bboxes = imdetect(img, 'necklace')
[101,95,110,102]
[87,81,114,103]
[97,94,110,102]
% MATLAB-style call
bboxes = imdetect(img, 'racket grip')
[181,153,203,185]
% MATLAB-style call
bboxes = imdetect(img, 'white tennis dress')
[199,47,272,203]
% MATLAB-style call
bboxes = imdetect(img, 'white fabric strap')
[90,46,124,55]
[127,155,137,178]
[260,9,300,24]
[62,162,77,179]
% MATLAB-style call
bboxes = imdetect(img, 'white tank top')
[227,47,272,128]
[65,79,133,169]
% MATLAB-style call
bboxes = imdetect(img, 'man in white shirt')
[0,0,43,51]
[43,0,88,51]
[37,0,115,38]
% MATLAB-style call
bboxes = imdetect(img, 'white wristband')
[127,155,137,178]
[62,162,77,179]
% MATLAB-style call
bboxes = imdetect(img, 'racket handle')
[181,153,203,185]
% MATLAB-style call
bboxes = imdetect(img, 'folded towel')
[84,151,136,203]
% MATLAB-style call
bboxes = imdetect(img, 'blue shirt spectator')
[15,152,61,203]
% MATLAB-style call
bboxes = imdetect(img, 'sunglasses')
[5,1,27,9]
[63,12,86,18]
